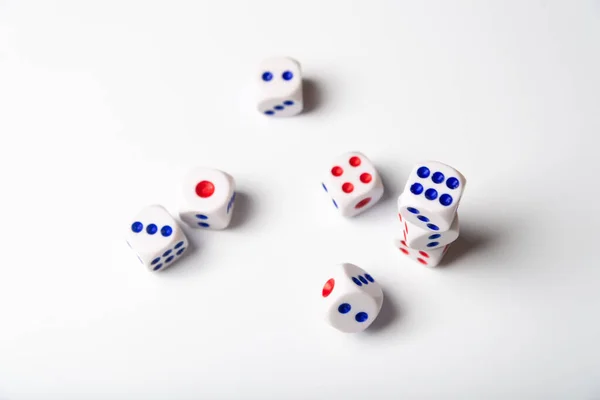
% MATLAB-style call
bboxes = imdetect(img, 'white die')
[393,238,450,267]
[125,205,188,272]
[321,263,384,333]
[257,57,303,117]
[398,161,466,232]
[397,202,460,251]
[321,152,384,217]
[179,167,236,230]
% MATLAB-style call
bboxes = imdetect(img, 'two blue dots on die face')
[337,303,369,323]
[196,214,210,228]
[262,70,294,82]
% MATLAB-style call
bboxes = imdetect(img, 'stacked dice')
[394,161,466,267]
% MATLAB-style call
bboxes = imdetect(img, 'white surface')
[1,1,599,398]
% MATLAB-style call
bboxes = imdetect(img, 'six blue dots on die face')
[163,249,172,257]
[427,223,440,231]
[153,264,163,271]
[429,234,441,239]
[175,241,184,249]
[352,277,362,286]
[151,257,161,265]
[365,274,374,282]
[359,276,368,285]
[165,256,174,263]
[176,248,185,256]
[412,166,460,204]
[417,215,429,222]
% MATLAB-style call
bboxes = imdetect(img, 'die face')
[321,152,384,217]
[340,263,383,304]
[257,57,303,117]
[179,167,236,230]
[126,205,189,271]
[398,161,465,231]
[325,291,379,333]
[393,239,450,267]
[321,263,384,333]
[397,208,460,251]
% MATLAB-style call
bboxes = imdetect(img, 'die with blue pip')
[126,205,189,272]
[321,263,384,333]
[395,161,466,267]
[257,56,303,117]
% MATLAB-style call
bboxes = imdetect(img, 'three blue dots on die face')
[131,222,173,237]
[352,274,375,287]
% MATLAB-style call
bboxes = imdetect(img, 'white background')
[1,1,599,399]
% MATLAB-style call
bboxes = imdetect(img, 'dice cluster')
[125,57,467,334]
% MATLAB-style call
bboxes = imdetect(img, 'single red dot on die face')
[322,278,335,297]
[417,258,428,265]
[349,156,361,167]
[419,251,430,258]
[360,173,372,184]
[400,248,409,255]
[354,197,371,209]
[331,166,343,177]
[195,180,215,198]
[342,182,354,193]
